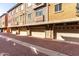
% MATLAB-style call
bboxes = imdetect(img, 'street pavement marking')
[0,35,67,56]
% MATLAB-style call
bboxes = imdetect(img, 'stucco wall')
[49,3,78,22]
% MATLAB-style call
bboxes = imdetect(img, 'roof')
[0,13,7,18]
[0,3,22,18]
[7,3,22,13]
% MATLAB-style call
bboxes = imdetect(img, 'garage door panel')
[20,31,28,36]
[57,32,79,42]
[12,31,16,34]
[31,31,45,38]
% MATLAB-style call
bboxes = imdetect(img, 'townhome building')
[7,3,49,38]
[0,13,8,33]
[7,3,27,35]
[0,3,79,42]
[28,3,49,38]
[48,3,79,41]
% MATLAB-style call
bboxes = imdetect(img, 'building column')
[27,27,31,36]
[45,25,52,39]
[8,28,11,33]
[16,27,20,34]
[52,25,57,39]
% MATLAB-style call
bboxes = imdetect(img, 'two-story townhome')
[7,3,50,38]
[0,13,8,33]
[1,3,79,42]
[27,3,50,38]
[48,3,79,41]
[7,3,28,35]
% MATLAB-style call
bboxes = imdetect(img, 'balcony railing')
[34,15,44,22]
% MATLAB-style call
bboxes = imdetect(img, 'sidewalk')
[1,33,79,56]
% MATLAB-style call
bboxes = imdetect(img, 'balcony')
[33,3,46,10]
[34,15,44,22]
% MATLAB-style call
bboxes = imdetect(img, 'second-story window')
[16,17,19,25]
[16,7,19,12]
[11,11,13,15]
[28,13,32,20]
[55,3,62,12]
[36,9,43,16]
[76,3,79,13]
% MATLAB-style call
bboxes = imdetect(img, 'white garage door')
[20,31,27,36]
[12,30,16,34]
[57,32,79,40]
[31,31,45,38]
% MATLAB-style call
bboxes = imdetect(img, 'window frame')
[36,9,43,16]
[55,3,62,12]
[28,13,32,20]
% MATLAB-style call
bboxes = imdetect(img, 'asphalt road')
[1,33,79,56]
[0,35,47,56]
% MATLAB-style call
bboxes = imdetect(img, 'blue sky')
[0,3,16,16]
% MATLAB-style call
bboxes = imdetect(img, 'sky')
[0,3,16,16]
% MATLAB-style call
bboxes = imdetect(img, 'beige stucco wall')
[49,3,78,22]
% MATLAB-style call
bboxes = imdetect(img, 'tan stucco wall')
[49,3,78,22]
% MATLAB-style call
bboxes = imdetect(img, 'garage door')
[57,32,79,42]
[20,31,28,36]
[31,31,45,38]
[12,30,16,34]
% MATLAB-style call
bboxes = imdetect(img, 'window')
[12,18,15,25]
[20,14,24,25]
[36,9,43,16]
[76,3,79,13]
[11,11,13,15]
[22,14,25,24]
[23,14,26,24]
[15,17,19,25]
[76,3,79,9]
[16,7,19,12]
[55,3,62,12]
[28,13,32,20]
